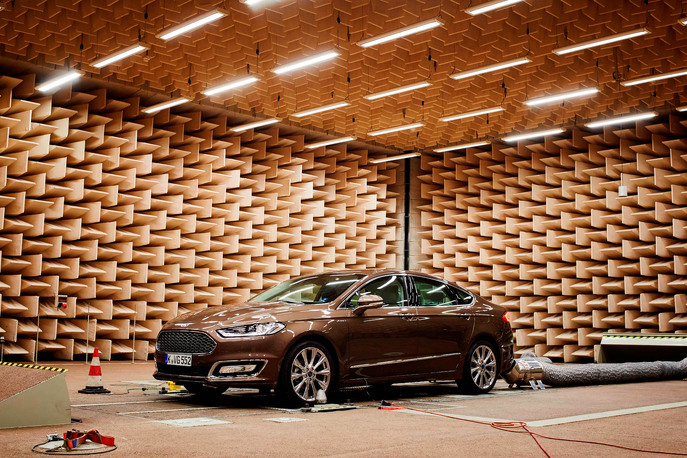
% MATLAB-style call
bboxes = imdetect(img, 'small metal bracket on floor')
[158,381,186,394]
[301,403,357,413]
[528,380,546,390]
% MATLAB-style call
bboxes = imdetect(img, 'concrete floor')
[2,361,686,457]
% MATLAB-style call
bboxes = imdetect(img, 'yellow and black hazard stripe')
[602,334,687,340]
[0,362,68,373]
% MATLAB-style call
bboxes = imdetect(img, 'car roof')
[292,269,451,281]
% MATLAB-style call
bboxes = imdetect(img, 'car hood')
[163,302,331,332]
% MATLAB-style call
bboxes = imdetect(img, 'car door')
[343,274,418,381]
[410,275,475,376]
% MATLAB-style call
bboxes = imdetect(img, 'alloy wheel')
[289,346,331,402]
[469,344,497,390]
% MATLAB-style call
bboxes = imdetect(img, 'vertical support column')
[407,156,424,270]
[404,157,410,270]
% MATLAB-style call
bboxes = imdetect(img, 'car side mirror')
[352,294,384,316]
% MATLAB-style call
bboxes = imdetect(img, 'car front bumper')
[153,358,278,388]
[153,331,289,389]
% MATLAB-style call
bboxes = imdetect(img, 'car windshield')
[249,273,365,304]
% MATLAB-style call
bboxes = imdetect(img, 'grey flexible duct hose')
[519,352,687,387]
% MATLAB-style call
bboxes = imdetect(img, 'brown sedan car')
[154,270,514,404]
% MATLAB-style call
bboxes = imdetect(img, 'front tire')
[278,341,334,405]
[459,340,499,394]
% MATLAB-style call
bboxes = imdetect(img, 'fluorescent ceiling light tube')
[503,128,565,143]
[91,44,147,68]
[241,0,269,5]
[357,18,442,48]
[677,105,687,112]
[371,152,421,163]
[585,111,657,128]
[272,51,339,75]
[434,141,490,152]
[439,107,503,122]
[368,122,424,136]
[305,136,356,149]
[465,0,524,15]
[621,68,687,87]
[292,101,350,118]
[143,97,190,114]
[450,57,530,80]
[231,118,280,133]
[363,81,431,100]
[680,17,687,25]
[157,9,226,40]
[36,71,81,92]
[202,76,259,96]
[553,28,650,55]
[525,87,598,106]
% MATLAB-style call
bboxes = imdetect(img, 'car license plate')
[165,353,192,366]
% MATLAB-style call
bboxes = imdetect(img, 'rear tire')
[459,340,499,394]
[278,340,334,406]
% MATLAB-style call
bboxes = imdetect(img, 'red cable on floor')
[386,401,687,457]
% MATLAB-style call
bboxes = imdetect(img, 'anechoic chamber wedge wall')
[0,72,402,361]
[418,117,687,362]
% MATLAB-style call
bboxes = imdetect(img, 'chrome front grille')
[156,331,216,354]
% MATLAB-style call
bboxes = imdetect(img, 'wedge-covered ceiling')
[1,0,686,151]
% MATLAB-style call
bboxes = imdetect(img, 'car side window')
[451,286,474,305]
[413,278,460,307]
[348,275,408,308]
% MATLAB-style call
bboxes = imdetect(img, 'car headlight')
[216,322,285,338]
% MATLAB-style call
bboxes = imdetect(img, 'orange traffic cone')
[78,348,111,394]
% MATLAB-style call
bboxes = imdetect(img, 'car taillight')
[502,312,510,323]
